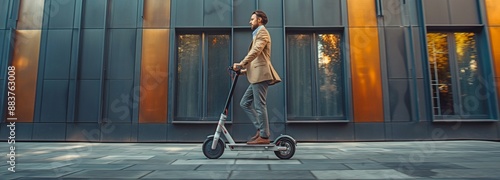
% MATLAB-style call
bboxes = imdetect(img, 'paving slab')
[61,170,152,179]
[197,164,269,171]
[230,170,316,179]
[344,163,391,170]
[142,170,231,179]
[124,164,199,171]
[270,163,350,170]
[311,169,414,179]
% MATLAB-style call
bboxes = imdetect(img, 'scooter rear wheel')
[274,137,295,159]
[202,137,225,159]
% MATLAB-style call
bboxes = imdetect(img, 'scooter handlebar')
[228,66,242,75]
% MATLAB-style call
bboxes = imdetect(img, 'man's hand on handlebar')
[233,63,243,71]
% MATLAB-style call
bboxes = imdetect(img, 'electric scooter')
[202,66,297,159]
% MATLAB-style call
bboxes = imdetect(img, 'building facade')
[1,0,500,142]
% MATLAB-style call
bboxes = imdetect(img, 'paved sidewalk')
[1,140,500,179]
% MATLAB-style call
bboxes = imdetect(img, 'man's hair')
[252,10,268,25]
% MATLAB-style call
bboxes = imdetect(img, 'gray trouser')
[240,81,270,138]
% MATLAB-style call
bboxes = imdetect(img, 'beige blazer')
[240,26,281,85]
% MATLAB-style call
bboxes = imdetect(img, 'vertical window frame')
[427,31,491,120]
[285,30,347,122]
[174,30,231,122]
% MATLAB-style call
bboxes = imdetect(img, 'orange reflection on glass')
[490,27,500,105]
[347,0,377,27]
[143,0,171,28]
[496,78,500,106]
[317,34,345,116]
[427,33,453,115]
[17,0,44,29]
[9,30,42,122]
[139,29,170,123]
[485,0,500,25]
[490,28,500,78]
[349,28,383,122]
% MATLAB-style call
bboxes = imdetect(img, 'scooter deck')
[229,143,275,147]
[227,143,285,151]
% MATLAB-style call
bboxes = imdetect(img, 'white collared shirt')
[252,25,264,39]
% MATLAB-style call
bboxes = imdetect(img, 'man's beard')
[251,24,258,30]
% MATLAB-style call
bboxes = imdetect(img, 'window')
[427,32,489,119]
[175,32,231,121]
[286,33,346,120]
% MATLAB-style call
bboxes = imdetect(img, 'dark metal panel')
[82,0,106,28]
[76,80,100,122]
[167,124,215,142]
[233,30,253,63]
[40,80,69,122]
[175,0,203,27]
[35,12,50,123]
[80,29,104,80]
[47,0,76,29]
[449,0,480,24]
[109,0,138,28]
[286,124,317,141]
[138,124,167,142]
[232,78,251,123]
[66,123,101,141]
[0,0,8,29]
[407,0,419,26]
[0,80,2,123]
[391,122,430,140]
[0,122,9,141]
[107,29,136,80]
[416,78,431,121]
[0,30,4,78]
[230,123,286,142]
[67,0,84,123]
[412,27,424,78]
[258,0,283,28]
[498,123,500,139]
[385,123,392,140]
[100,124,132,142]
[232,29,252,123]
[231,124,258,142]
[423,0,450,25]
[203,0,231,27]
[313,0,342,26]
[428,122,498,140]
[232,0,256,27]
[379,24,391,123]
[354,123,386,141]
[131,123,139,142]
[388,79,412,122]
[44,30,72,79]
[4,123,33,141]
[382,0,403,26]
[132,2,143,125]
[317,123,354,141]
[32,123,66,141]
[385,27,408,78]
[104,80,134,123]
[267,28,285,124]
[285,0,313,26]
[269,123,287,139]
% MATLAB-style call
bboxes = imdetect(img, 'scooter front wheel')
[274,137,295,159]
[202,137,225,159]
